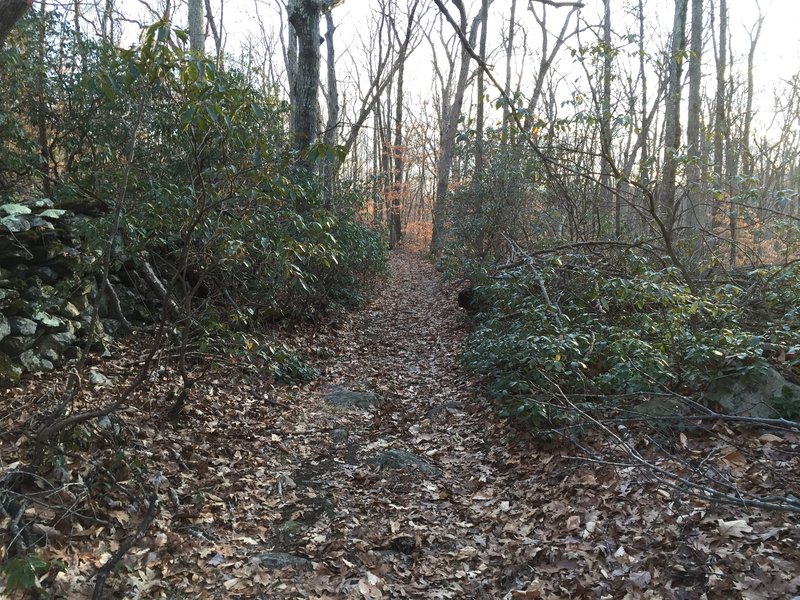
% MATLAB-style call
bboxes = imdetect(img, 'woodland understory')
[1,249,798,599]
[2,0,800,597]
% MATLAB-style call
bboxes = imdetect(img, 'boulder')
[704,367,800,419]
[38,332,77,364]
[9,317,37,336]
[323,385,382,408]
[19,350,54,372]
[0,354,23,384]
[255,552,313,570]
[0,335,37,356]
[369,449,439,475]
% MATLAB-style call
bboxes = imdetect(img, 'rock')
[102,318,124,336]
[63,346,83,361]
[9,317,37,336]
[28,266,59,284]
[0,288,20,302]
[60,302,81,318]
[89,370,112,386]
[0,335,37,356]
[323,385,382,408]
[255,552,313,570]
[33,310,64,329]
[19,350,54,372]
[0,313,9,340]
[427,400,465,419]
[0,354,23,384]
[38,332,77,363]
[0,216,32,233]
[369,449,439,475]
[22,198,54,210]
[704,367,800,419]
[0,203,32,217]
[330,428,349,442]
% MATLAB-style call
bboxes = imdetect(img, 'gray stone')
[0,354,23,384]
[0,335,37,356]
[102,318,123,336]
[60,302,81,319]
[19,350,54,372]
[323,385,382,408]
[0,288,19,302]
[0,216,32,233]
[38,332,77,361]
[9,317,37,336]
[89,370,112,386]
[704,367,800,419]
[29,266,59,284]
[369,449,439,475]
[0,203,32,216]
[33,310,63,329]
[330,428,349,442]
[255,552,313,570]
[63,346,83,361]
[22,198,54,210]
[0,313,9,340]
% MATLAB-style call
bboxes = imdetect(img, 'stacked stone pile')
[0,199,151,384]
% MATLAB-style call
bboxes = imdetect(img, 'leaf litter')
[1,249,799,598]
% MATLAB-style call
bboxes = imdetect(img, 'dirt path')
[20,248,797,598]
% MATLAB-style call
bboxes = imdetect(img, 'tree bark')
[657,0,688,231]
[287,0,331,170]
[188,0,204,53]
[322,10,339,192]
[430,0,487,253]
[0,0,31,46]
[685,0,703,232]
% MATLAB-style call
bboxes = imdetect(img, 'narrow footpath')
[81,248,792,598]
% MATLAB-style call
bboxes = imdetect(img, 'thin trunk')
[322,10,339,193]
[600,0,614,236]
[389,57,405,248]
[188,0,204,53]
[501,0,517,143]
[38,0,50,196]
[657,0,688,231]
[712,0,727,237]
[686,0,703,232]
[474,0,488,178]
[430,0,487,253]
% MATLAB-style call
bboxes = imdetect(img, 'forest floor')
[3,248,800,599]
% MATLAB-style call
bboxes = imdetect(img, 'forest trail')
[13,249,795,599]
[160,247,577,598]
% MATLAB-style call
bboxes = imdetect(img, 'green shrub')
[462,252,800,425]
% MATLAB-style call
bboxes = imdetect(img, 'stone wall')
[0,199,150,385]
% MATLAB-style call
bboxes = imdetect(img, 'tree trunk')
[188,0,204,53]
[712,0,727,238]
[389,54,405,249]
[430,0,486,253]
[0,0,31,46]
[287,0,330,171]
[474,0,488,178]
[657,0,688,231]
[322,10,339,193]
[600,0,614,236]
[501,0,517,143]
[685,0,703,234]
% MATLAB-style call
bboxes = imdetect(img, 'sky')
[112,0,800,134]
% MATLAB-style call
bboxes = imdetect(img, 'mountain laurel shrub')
[462,252,800,426]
